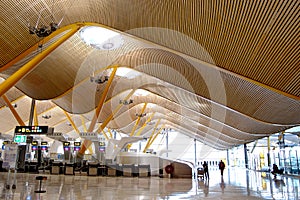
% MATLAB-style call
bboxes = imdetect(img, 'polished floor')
[0,167,299,200]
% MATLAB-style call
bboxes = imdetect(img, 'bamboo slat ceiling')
[0,0,299,150]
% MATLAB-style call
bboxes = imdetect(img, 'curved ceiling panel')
[0,0,299,151]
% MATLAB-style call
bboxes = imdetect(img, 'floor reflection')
[0,168,299,199]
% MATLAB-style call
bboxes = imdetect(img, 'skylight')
[80,26,124,50]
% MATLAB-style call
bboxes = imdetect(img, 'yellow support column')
[2,95,25,126]
[63,110,80,134]
[88,66,118,132]
[143,125,165,153]
[143,119,161,153]
[80,115,87,132]
[127,112,155,150]
[129,103,148,137]
[107,129,113,138]
[78,89,136,159]
[0,25,81,98]
[96,89,136,133]
[101,130,110,140]
[33,103,39,126]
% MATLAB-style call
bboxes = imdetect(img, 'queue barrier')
[35,176,47,193]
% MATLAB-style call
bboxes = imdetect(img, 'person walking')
[218,160,225,176]
[202,161,209,179]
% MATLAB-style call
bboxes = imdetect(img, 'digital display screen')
[41,141,48,146]
[74,147,80,151]
[63,142,70,147]
[99,141,105,146]
[15,126,48,134]
[32,146,38,151]
[74,142,81,146]
[41,146,48,150]
[99,146,106,152]
[64,146,70,151]
[32,141,38,146]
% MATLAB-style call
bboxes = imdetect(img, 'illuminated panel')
[63,142,70,151]
[15,126,48,134]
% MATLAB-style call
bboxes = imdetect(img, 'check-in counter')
[138,164,151,177]
[64,163,74,175]
[51,162,63,174]
[122,164,134,177]
[88,162,99,176]
[107,164,117,176]
[29,161,39,173]
[98,165,107,176]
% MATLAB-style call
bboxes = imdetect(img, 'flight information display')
[15,126,48,134]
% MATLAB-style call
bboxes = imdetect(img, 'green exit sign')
[14,135,27,144]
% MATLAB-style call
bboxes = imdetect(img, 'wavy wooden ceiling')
[0,0,299,150]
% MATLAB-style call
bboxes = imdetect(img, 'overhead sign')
[74,142,81,147]
[15,126,49,135]
[99,141,105,146]
[14,135,27,144]
[63,142,70,147]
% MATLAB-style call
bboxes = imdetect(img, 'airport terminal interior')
[0,0,299,199]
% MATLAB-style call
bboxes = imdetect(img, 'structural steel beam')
[88,66,118,132]
[0,25,81,98]
[2,94,25,126]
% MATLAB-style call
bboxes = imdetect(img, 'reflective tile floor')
[0,167,299,200]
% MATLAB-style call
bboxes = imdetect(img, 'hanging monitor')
[15,126,49,135]
[63,142,70,151]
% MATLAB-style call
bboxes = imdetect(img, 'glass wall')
[228,127,300,176]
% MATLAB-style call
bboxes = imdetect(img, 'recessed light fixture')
[80,26,124,50]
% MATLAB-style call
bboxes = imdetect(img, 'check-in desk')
[51,162,63,174]
[122,164,134,177]
[98,165,107,176]
[107,164,117,176]
[138,164,151,177]
[29,161,39,173]
[64,163,75,175]
[88,162,99,176]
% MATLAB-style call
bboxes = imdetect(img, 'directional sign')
[14,135,27,144]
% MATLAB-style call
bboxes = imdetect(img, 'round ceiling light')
[80,26,124,50]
